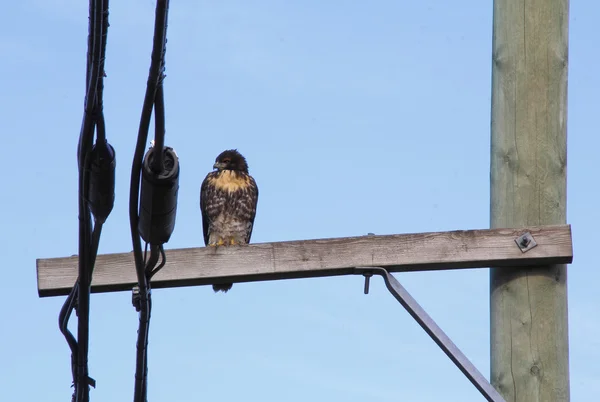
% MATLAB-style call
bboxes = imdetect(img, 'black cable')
[150,83,165,173]
[61,0,111,400]
[75,149,92,402]
[145,244,161,273]
[95,108,107,144]
[59,221,104,397]
[75,0,106,400]
[147,246,166,279]
[129,2,170,401]
[94,0,109,144]
[58,283,78,397]
[129,98,151,402]
[129,86,152,402]
[132,247,160,402]
[78,0,103,163]
[148,0,168,172]
[150,0,169,169]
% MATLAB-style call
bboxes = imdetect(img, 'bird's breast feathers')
[207,170,253,193]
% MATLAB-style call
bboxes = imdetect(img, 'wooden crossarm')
[36,224,573,297]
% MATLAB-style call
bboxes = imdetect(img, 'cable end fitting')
[138,146,180,245]
[88,140,116,223]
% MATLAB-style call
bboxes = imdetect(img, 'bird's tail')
[213,283,233,293]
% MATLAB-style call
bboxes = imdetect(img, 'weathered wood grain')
[490,1,570,401]
[37,224,572,297]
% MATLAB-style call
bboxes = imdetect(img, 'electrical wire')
[147,246,166,279]
[95,0,109,144]
[67,0,108,400]
[149,0,169,164]
[58,284,78,398]
[60,0,111,400]
[150,83,165,173]
[58,221,104,396]
[129,1,170,401]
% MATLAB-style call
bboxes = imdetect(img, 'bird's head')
[213,149,249,173]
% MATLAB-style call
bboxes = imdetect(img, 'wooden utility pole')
[490,1,570,401]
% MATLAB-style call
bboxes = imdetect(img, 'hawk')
[200,149,259,292]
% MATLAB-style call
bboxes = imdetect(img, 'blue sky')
[1,1,599,401]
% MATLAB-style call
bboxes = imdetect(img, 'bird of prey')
[200,149,259,292]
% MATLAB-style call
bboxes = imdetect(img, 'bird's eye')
[223,159,231,163]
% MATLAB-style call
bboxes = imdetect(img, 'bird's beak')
[213,162,225,170]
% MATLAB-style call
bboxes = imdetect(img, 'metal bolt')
[515,232,537,253]
[530,364,541,376]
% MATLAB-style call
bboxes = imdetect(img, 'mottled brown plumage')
[200,150,259,292]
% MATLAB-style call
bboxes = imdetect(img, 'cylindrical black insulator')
[138,146,180,245]
[88,140,116,223]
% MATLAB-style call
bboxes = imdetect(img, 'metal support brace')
[354,267,505,402]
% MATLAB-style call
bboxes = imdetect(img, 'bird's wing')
[200,174,213,246]
[245,175,259,243]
